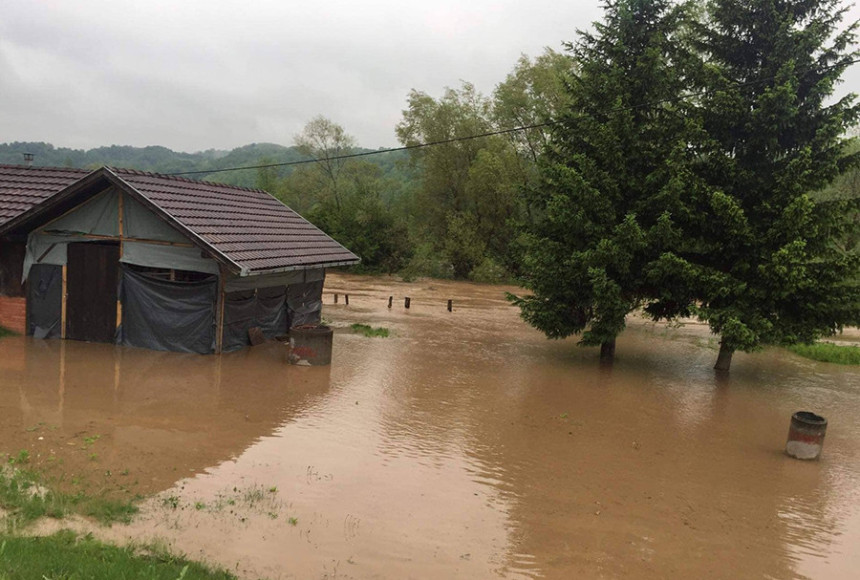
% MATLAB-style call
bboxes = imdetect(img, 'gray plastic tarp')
[287,280,324,327]
[27,263,62,339]
[119,266,217,354]
[120,242,219,275]
[23,188,218,281]
[222,286,288,352]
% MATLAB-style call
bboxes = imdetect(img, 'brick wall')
[0,296,26,334]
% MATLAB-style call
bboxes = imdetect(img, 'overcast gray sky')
[1,1,858,152]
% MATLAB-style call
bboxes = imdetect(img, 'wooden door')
[66,242,119,343]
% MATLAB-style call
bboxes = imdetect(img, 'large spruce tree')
[678,0,860,371]
[511,0,697,361]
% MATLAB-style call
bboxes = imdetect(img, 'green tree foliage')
[307,161,412,273]
[279,117,413,273]
[511,0,696,361]
[493,49,572,165]
[293,115,357,212]
[396,52,570,281]
[817,137,860,254]
[669,0,860,371]
[396,82,501,277]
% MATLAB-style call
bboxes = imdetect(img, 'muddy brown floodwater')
[2,272,860,579]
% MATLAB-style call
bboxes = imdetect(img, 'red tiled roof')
[0,165,89,226]
[0,165,359,274]
[111,168,359,273]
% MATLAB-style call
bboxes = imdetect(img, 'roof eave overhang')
[239,258,361,278]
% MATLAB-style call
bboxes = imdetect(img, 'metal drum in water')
[785,411,827,460]
[288,325,333,366]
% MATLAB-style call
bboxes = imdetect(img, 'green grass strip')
[0,530,237,579]
[0,467,138,528]
[787,342,860,365]
[350,323,390,338]
[0,326,16,339]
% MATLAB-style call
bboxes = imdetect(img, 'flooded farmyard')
[2,272,860,579]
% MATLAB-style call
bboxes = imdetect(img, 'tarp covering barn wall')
[222,286,289,352]
[46,188,119,236]
[23,188,218,280]
[119,266,217,354]
[220,269,325,351]
[121,242,219,275]
[122,195,188,243]
[288,280,324,327]
[26,264,62,339]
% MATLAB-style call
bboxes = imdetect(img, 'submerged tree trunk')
[714,341,734,372]
[600,338,616,364]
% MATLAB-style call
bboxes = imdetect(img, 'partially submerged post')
[447,299,452,312]
[388,296,393,309]
[786,411,827,460]
[405,297,411,309]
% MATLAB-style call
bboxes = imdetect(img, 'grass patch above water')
[0,467,139,529]
[0,326,15,339]
[351,323,390,338]
[0,530,237,579]
[787,342,860,365]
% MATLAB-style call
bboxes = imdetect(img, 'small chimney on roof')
[23,153,34,167]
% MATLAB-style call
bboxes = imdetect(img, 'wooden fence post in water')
[345,294,349,305]
[447,299,452,312]
[334,293,338,304]
[388,296,393,308]
[405,297,411,309]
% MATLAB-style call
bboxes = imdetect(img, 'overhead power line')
[168,122,552,176]
[168,56,860,177]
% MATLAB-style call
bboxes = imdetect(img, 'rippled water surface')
[2,272,860,579]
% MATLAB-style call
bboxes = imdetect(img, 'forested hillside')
[0,141,409,189]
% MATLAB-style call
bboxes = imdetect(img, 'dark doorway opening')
[66,242,119,343]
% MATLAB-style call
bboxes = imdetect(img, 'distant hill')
[0,142,410,188]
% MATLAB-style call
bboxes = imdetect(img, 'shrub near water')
[787,342,860,365]
[351,324,389,338]
[0,326,15,339]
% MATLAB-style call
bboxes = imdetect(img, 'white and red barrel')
[785,411,827,460]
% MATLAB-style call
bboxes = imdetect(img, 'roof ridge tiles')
[109,166,269,194]
[0,164,90,174]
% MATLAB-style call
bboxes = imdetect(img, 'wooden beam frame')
[42,232,194,248]
[214,265,226,354]
[116,193,124,333]
[60,265,67,339]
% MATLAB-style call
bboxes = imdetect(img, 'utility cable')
[168,56,860,177]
